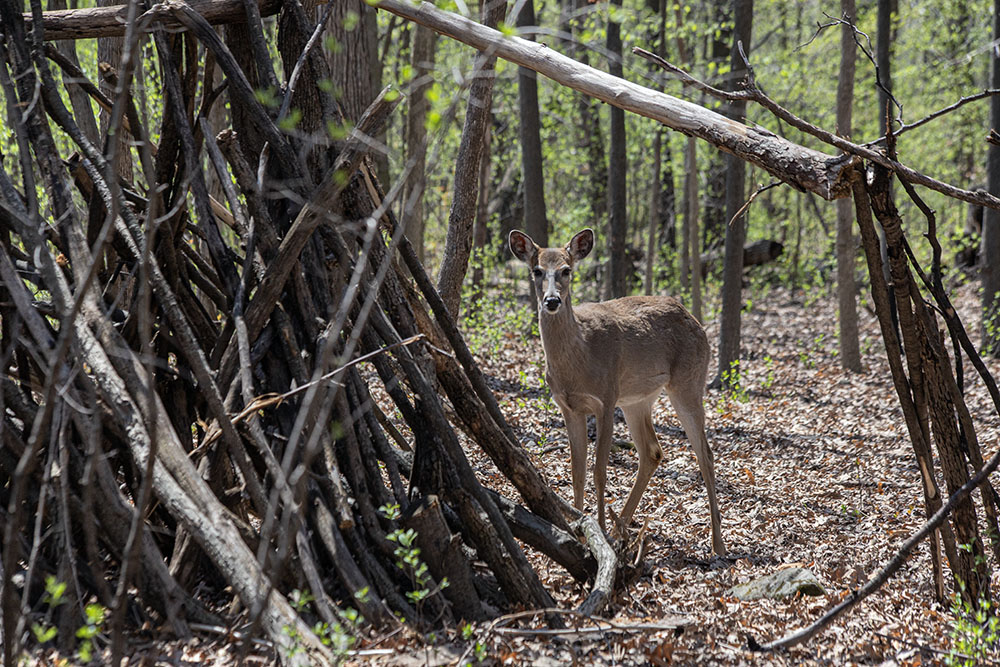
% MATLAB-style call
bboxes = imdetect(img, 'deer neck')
[538,297,587,368]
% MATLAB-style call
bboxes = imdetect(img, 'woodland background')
[3,0,1000,664]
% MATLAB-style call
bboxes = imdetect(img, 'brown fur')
[509,229,725,555]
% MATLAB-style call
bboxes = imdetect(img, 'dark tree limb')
[25,0,283,40]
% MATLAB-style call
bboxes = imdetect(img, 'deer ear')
[567,228,594,262]
[508,230,537,263]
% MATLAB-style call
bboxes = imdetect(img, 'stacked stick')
[0,1,614,663]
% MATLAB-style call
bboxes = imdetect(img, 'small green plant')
[386,527,449,610]
[30,576,67,648]
[721,360,749,403]
[947,586,1000,666]
[282,588,362,661]
[76,602,106,663]
[460,622,488,664]
[379,502,402,521]
[760,355,776,394]
[379,505,449,622]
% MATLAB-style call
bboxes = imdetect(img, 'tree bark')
[835,0,861,372]
[876,0,900,350]
[570,0,607,238]
[606,0,627,299]
[686,137,702,322]
[715,0,753,387]
[97,1,132,182]
[702,0,731,248]
[982,0,1000,356]
[25,0,283,40]
[403,23,437,264]
[644,0,668,296]
[645,129,661,296]
[437,0,506,317]
[516,0,548,250]
[328,0,379,123]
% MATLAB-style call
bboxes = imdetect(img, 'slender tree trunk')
[471,114,492,303]
[702,0,730,250]
[674,4,693,295]
[403,23,437,264]
[715,0,753,387]
[97,0,132,182]
[686,137,702,323]
[836,0,861,371]
[644,0,667,296]
[516,0,548,250]
[645,131,660,296]
[876,0,900,349]
[573,0,607,237]
[606,0,627,299]
[52,0,99,146]
[329,0,379,122]
[982,0,1000,356]
[437,0,506,317]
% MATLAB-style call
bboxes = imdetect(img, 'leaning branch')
[373,0,853,201]
[23,0,281,40]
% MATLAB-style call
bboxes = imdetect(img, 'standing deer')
[509,228,725,555]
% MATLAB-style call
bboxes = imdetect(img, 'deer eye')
[532,267,543,278]
[561,268,571,277]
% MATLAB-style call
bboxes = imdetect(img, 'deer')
[509,228,725,555]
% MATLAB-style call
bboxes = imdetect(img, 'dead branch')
[22,0,282,40]
[373,0,854,201]
[634,47,1000,211]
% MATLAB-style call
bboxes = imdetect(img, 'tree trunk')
[645,130,661,296]
[982,0,1000,356]
[701,0,731,249]
[686,138,702,323]
[471,114,492,303]
[572,0,607,237]
[403,23,437,264]
[836,0,861,372]
[876,0,900,350]
[606,0,627,299]
[516,0,548,250]
[715,0,753,387]
[328,0,379,122]
[97,0,132,181]
[437,0,507,317]
[644,0,668,296]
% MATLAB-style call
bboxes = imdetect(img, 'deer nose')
[543,296,561,312]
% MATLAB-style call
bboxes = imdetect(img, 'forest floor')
[25,280,1000,666]
[359,278,1000,666]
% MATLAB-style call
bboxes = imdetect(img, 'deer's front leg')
[563,410,588,511]
[594,405,616,530]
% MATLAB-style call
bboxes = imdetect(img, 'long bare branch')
[24,0,282,40]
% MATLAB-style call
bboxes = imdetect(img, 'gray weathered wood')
[23,0,282,41]
[374,0,853,201]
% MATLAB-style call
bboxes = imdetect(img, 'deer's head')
[509,229,594,315]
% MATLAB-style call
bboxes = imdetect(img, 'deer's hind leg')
[620,398,663,527]
[667,387,725,555]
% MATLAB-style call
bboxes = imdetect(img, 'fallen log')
[700,239,783,276]
[373,0,853,201]
[23,0,282,41]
